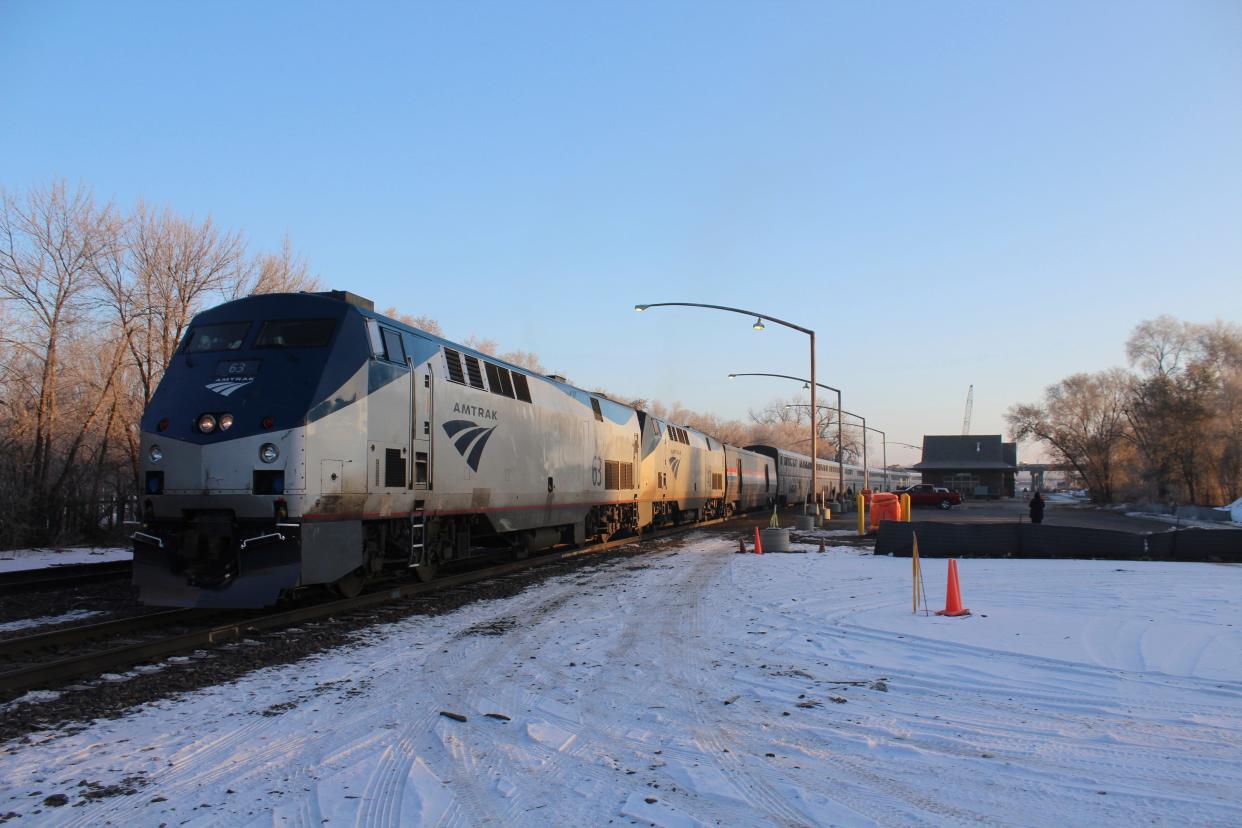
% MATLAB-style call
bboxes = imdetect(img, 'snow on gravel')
[1,538,1240,826]
[0,547,131,573]
[0,609,105,635]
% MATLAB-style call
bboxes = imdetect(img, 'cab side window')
[380,328,406,363]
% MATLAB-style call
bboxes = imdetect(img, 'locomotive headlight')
[259,443,279,464]
[148,444,163,463]
[219,413,234,431]
[198,414,217,433]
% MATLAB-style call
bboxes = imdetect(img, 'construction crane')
[962,385,974,434]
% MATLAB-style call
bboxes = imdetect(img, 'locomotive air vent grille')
[485,362,516,398]
[712,472,723,490]
[484,361,501,393]
[512,372,532,403]
[497,366,515,398]
[464,355,486,389]
[604,461,634,490]
[444,348,466,384]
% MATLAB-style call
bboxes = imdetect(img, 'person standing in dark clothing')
[1029,491,1045,524]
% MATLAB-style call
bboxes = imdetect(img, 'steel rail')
[0,517,728,697]
[0,560,132,594]
[0,609,212,659]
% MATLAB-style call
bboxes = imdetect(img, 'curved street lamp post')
[636,304,819,509]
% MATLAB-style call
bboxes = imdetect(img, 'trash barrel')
[869,492,901,530]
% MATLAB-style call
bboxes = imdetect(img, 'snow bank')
[0,546,131,573]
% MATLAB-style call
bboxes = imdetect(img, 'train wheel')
[333,568,368,598]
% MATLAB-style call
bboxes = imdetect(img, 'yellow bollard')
[856,493,866,536]
[901,492,912,522]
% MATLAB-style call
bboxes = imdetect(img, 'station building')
[911,435,1017,499]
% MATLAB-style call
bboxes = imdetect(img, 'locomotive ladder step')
[408,512,426,568]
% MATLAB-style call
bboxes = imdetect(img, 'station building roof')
[912,435,1017,471]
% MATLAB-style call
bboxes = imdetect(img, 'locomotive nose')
[142,429,300,502]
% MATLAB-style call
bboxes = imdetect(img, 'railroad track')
[0,518,732,698]
[0,560,132,594]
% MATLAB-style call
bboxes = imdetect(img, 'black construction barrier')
[874,522,1018,558]
[875,521,1242,563]
[1167,529,1242,563]
[1020,524,1147,560]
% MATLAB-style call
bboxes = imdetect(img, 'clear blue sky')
[4,1,1240,465]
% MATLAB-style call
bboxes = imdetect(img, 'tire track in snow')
[651,544,830,827]
[690,552,988,826]
[411,571,618,826]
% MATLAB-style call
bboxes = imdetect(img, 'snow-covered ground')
[1,538,1240,826]
[0,547,131,573]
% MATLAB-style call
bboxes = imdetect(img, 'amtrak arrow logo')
[669,455,682,479]
[206,379,253,397]
[443,420,497,472]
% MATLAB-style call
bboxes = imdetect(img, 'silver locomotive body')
[134,291,647,607]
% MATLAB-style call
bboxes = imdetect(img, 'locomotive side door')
[410,358,432,490]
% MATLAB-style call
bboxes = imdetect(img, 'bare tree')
[1126,315,1192,377]
[97,202,249,406]
[498,349,544,373]
[462,335,498,355]
[381,307,444,337]
[240,234,320,296]
[1007,369,1132,503]
[747,395,856,461]
[0,181,115,523]
[1124,317,1242,504]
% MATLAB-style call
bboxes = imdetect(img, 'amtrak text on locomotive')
[452,402,499,421]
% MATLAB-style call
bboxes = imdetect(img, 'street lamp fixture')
[635,303,819,507]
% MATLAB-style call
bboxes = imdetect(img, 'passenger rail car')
[745,445,916,504]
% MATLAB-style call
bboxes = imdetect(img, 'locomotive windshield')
[254,318,336,348]
[181,322,250,353]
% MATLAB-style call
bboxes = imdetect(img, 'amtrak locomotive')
[132,291,908,608]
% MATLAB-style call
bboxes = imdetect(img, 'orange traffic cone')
[935,559,970,617]
[754,526,763,555]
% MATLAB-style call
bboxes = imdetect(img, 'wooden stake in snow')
[912,533,930,615]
